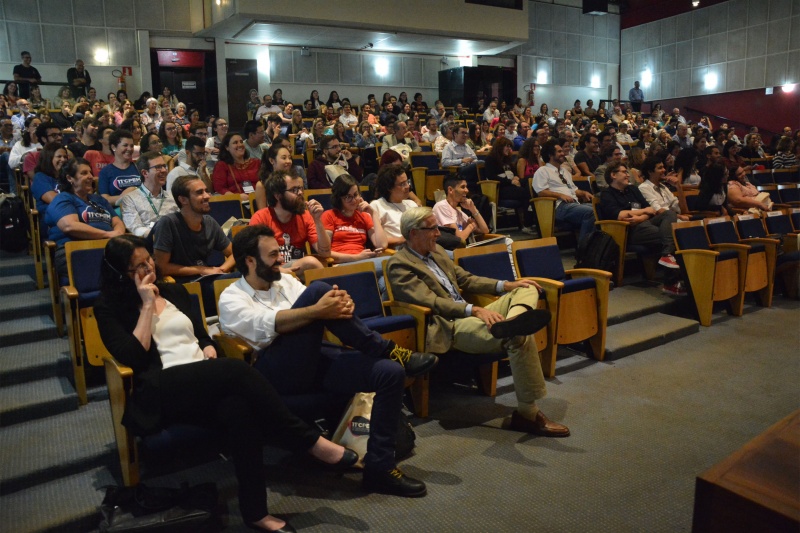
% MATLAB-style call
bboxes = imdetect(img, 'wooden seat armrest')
[309,254,335,267]
[388,300,432,315]
[595,220,629,228]
[740,237,781,246]
[104,356,134,379]
[383,301,431,352]
[595,220,629,241]
[475,233,505,241]
[565,268,614,280]
[213,332,254,363]
[675,249,719,258]
[61,285,79,301]
[378,249,396,256]
[162,276,176,283]
[709,243,750,252]
[519,276,565,290]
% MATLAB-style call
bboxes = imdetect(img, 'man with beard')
[167,136,212,192]
[152,175,236,312]
[67,117,101,158]
[218,224,437,498]
[249,169,331,278]
[120,151,178,237]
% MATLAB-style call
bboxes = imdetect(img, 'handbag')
[436,225,465,250]
[324,154,350,185]
[332,392,416,468]
[98,482,218,532]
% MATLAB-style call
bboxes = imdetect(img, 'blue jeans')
[254,281,405,471]
[556,201,596,242]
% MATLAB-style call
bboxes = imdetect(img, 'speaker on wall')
[583,0,608,15]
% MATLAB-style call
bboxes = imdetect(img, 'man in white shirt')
[482,100,499,123]
[546,109,559,128]
[254,95,281,121]
[421,118,441,143]
[338,103,358,128]
[10,100,35,132]
[440,124,479,183]
[616,122,634,144]
[532,139,596,242]
[672,108,687,124]
[218,225,437,498]
[120,151,178,237]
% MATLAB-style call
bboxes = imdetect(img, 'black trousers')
[158,358,320,522]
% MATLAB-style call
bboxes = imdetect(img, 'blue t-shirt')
[45,193,118,245]
[98,163,141,197]
[31,172,60,220]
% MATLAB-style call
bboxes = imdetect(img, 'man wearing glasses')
[307,135,362,189]
[167,136,212,192]
[441,124,479,186]
[387,206,569,438]
[120,151,178,237]
[249,169,331,278]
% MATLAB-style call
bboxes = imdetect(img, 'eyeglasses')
[343,192,361,202]
[415,226,439,232]
[149,164,168,171]
[191,150,206,159]
[128,259,154,274]
[327,144,341,150]
[394,180,410,188]
[286,186,304,195]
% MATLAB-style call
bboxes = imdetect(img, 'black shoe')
[490,309,551,339]
[363,467,427,497]
[336,447,359,468]
[387,343,439,377]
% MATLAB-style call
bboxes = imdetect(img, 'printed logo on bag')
[349,415,370,436]
[113,176,142,190]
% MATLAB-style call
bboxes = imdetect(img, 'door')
[226,59,258,129]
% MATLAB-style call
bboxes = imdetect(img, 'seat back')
[683,188,704,212]
[304,262,384,320]
[792,209,800,231]
[182,281,208,330]
[735,215,768,239]
[424,171,446,206]
[65,239,108,307]
[673,221,711,251]
[778,183,800,203]
[511,238,567,280]
[208,194,244,226]
[772,167,799,184]
[410,152,440,171]
[764,211,794,235]
[303,188,333,210]
[453,243,514,281]
[749,169,774,186]
[756,184,781,204]
[704,217,739,245]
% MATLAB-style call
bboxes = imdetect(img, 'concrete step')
[0,466,116,533]
[0,315,59,348]
[607,283,678,326]
[0,288,53,322]
[0,338,70,386]
[0,377,79,427]
[0,253,40,279]
[0,401,115,496]
[0,274,36,295]
[604,312,700,360]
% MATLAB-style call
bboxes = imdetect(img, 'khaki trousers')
[451,287,546,417]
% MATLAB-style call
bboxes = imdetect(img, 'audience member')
[307,135,362,189]
[212,132,261,202]
[13,51,42,98]
[98,129,140,207]
[120,151,178,237]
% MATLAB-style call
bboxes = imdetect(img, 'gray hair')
[400,206,434,239]
[146,97,158,106]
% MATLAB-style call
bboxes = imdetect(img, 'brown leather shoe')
[508,410,570,437]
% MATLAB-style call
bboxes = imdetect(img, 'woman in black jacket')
[95,235,355,533]
[482,137,533,231]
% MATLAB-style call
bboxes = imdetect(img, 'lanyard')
[140,186,165,216]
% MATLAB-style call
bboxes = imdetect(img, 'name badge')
[242,181,255,193]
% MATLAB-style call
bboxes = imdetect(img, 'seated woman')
[53,85,73,109]
[696,163,734,216]
[28,84,50,113]
[322,174,388,264]
[516,137,542,183]
[173,102,189,126]
[212,132,261,202]
[96,234,354,533]
[674,148,701,185]
[369,164,421,247]
[354,121,379,149]
[158,120,183,158]
[466,122,490,155]
[31,142,68,224]
[115,99,136,126]
[727,165,773,212]
[332,122,353,146]
[254,144,294,211]
[772,136,797,169]
[45,158,126,277]
[433,123,453,153]
[484,137,533,232]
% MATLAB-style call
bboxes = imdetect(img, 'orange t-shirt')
[321,209,373,255]
[83,150,115,177]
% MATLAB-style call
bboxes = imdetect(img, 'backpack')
[0,193,28,253]
[574,230,619,278]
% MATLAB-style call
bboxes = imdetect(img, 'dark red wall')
[620,0,730,29]
[656,88,799,140]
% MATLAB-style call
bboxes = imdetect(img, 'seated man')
[593,146,623,191]
[166,136,212,193]
[119,151,178,237]
[380,121,420,155]
[386,207,569,437]
[432,175,490,244]
[596,161,683,293]
[152,175,236,308]
[532,139,596,242]
[218,225,437,497]
[307,135,362,189]
[249,169,330,277]
[440,124,479,189]
[67,117,101,158]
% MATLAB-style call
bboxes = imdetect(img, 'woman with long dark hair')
[696,163,733,216]
[254,143,294,211]
[95,234,355,533]
[484,137,533,231]
[31,142,68,221]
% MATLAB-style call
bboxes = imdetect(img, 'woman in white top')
[370,164,421,247]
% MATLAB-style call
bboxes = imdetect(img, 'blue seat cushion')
[717,249,740,262]
[748,243,766,254]
[458,251,515,281]
[515,245,566,280]
[78,290,100,308]
[363,314,416,334]
[562,277,596,294]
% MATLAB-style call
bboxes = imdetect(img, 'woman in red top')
[212,132,260,202]
[321,174,387,264]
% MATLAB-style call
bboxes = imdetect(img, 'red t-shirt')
[321,209,373,255]
[250,207,318,262]
[84,150,115,177]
